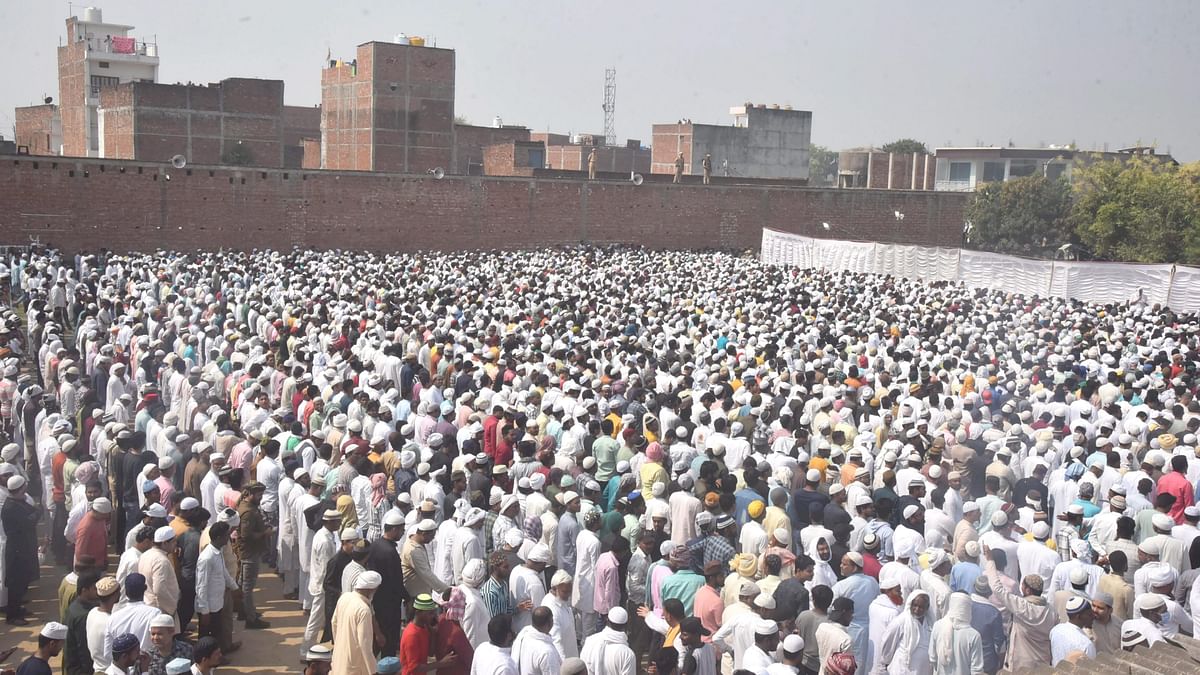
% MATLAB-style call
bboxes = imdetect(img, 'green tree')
[965,175,1073,256]
[880,138,929,155]
[1072,156,1200,263]
[808,145,838,187]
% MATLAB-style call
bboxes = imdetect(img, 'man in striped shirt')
[481,550,514,618]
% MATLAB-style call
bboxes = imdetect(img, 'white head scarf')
[932,592,974,669]
[461,558,487,588]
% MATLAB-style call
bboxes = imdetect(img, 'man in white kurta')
[579,607,636,675]
[868,578,905,674]
[511,607,563,675]
[459,559,492,649]
[453,510,486,585]
[295,477,322,609]
[572,516,601,639]
[540,570,579,659]
[302,510,341,654]
[510,544,550,633]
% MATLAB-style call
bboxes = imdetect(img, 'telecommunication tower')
[602,68,616,147]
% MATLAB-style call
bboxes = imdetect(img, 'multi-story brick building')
[320,41,456,173]
[14,8,317,167]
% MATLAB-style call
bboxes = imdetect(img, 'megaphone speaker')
[170,154,187,169]
[631,173,644,186]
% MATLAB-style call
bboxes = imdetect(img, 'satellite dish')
[428,167,445,180]
[43,96,53,105]
[630,173,644,186]
[170,154,187,169]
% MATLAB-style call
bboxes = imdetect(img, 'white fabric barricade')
[760,227,1196,311]
[957,250,1051,298]
[1051,261,1173,307]
[1168,266,1200,313]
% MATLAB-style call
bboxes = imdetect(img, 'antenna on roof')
[602,68,616,147]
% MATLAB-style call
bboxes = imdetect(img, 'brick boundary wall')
[0,155,969,254]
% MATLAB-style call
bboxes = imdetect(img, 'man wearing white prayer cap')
[400,518,447,598]
[331,570,380,675]
[579,606,636,675]
[1049,595,1096,666]
[832,551,878,672]
[138,526,180,625]
[540,569,578,659]
[511,543,550,633]
[16,621,67,673]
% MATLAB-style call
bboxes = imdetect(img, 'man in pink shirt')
[693,561,725,642]
[1157,455,1195,524]
[593,538,626,617]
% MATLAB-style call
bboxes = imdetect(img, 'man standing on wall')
[674,152,685,183]
[702,154,712,185]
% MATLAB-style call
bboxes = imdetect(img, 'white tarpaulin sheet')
[760,228,1199,312]
[1168,266,1200,313]
[957,250,1052,298]
[1051,261,1172,307]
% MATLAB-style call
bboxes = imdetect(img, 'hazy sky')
[3,0,1198,160]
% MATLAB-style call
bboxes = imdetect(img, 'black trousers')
[177,584,196,634]
[51,501,68,566]
[6,580,29,619]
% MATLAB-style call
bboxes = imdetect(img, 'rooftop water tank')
[83,7,102,23]
[394,34,411,45]
[492,116,502,128]
[146,44,158,57]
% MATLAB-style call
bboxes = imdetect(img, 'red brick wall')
[300,139,321,169]
[14,105,59,156]
[283,106,321,168]
[320,53,373,171]
[452,125,530,175]
[98,85,136,159]
[57,40,88,157]
[651,124,693,174]
[0,156,968,253]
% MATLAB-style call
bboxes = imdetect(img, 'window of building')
[948,162,971,182]
[91,75,119,95]
[1008,159,1038,178]
[1045,162,1067,180]
[526,148,545,168]
[982,161,1005,183]
[98,61,110,68]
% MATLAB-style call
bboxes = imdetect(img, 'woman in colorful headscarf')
[878,589,933,675]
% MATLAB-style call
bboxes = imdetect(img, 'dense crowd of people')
[0,244,1198,675]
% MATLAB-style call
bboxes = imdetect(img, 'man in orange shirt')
[75,497,112,571]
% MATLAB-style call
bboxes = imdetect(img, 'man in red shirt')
[482,405,501,463]
[75,497,112,571]
[399,593,457,675]
[51,439,74,566]
[1157,453,1195,524]
[493,426,516,467]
